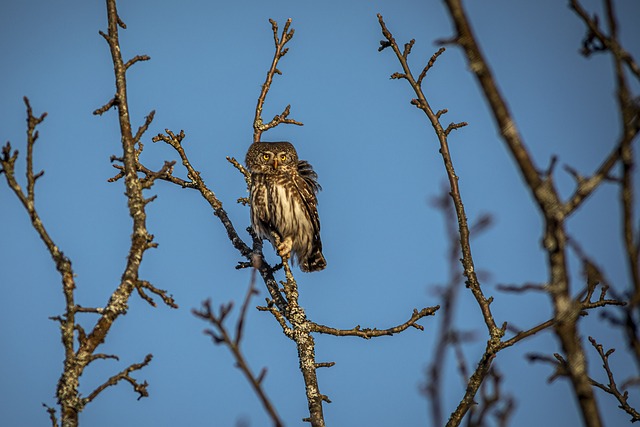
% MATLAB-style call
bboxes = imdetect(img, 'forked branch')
[253,18,303,143]
[193,275,284,427]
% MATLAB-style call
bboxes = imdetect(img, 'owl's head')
[245,141,299,174]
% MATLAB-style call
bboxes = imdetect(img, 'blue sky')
[1,1,639,426]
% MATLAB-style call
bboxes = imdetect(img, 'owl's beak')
[272,159,278,169]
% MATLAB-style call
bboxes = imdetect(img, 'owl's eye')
[280,155,287,161]
[262,154,270,161]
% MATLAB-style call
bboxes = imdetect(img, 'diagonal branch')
[151,129,288,312]
[377,14,498,339]
[587,336,640,422]
[193,275,284,427]
[377,15,503,425]
[83,354,153,404]
[562,139,623,216]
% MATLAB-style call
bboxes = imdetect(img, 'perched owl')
[245,141,327,272]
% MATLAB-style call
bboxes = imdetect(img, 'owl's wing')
[292,165,322,239]
[297,160,322,194]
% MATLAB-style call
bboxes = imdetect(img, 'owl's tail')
[301,249,327,272]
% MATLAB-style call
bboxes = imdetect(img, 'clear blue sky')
[1,1,639,426]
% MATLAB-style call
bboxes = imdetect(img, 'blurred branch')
[529,336,640,422]
[423,190,486,426]
[193,274,284,427]
[561,135,627,216]
[570,0,640,80]
[436,1,607,425]
[571,0,640,386]
[567,2,640,307]
[496,283,547,293]
[467,368,515,427]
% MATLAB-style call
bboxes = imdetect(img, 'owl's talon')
[277,236,293,261]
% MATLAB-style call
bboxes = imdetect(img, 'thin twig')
[587,336,640,422]
[83,355,153,404]
[309,306,439,339]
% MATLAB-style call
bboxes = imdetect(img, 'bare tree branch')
[83,354,153,405]
[4,2,180,425]
[423,189,482,426]
[309,306,439,339]
[587,336,640,422]
[1,99,84,424]
[42,404,59,427]
[377,14,505,426]
[193,274,284,427]
[253,18,303,143]
[467,368,515,427]
[570,0,640,80]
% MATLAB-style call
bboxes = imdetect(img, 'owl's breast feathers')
[248,161,326,272]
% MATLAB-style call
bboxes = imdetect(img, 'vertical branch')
[424,191,494,426]
[253,18,303,143]
[424,192,465,427]
[81,0,156,356]
[281,262,327,427]
[607,0,640,372]
[49,0,170,425]
[251,18,325,426]
[606,0,640,305]
[153,18,325,425]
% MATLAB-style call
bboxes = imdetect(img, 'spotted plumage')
[245,141,326,272]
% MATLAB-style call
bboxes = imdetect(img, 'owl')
[245,141,327,272]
